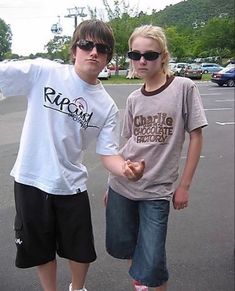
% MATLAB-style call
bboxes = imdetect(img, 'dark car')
[180,63,203,80]
[211,66,235,87]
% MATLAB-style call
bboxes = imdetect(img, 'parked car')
[53,58,64,64]
[171,62,188,75]
[168,62,176,72]
[0,90,5,100]
[107,63,121,70]
[180,63,203,80]
[98,66,111,79]
[211,66,235,87]
[200,63,223,74]
[225,58,235,66]
[226,63,235,68]
[126,67,140,79]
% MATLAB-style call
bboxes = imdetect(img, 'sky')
[0,0,182,56]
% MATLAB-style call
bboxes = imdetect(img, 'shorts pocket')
[14,214,23,231]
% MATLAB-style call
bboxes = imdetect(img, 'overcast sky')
[0,0,182,56]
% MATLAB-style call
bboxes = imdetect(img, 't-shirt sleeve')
[184,83,208,132]
[96,106,120,155]
[121,96,133,139]
[0,59,41,97]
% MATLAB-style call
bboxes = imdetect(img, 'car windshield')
[188,64,200,69]
[177,63,186,68]
[169,63,176,70]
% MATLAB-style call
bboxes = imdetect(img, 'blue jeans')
[106,187,170,287]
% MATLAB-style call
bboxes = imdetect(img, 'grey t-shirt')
[109,76,208,200]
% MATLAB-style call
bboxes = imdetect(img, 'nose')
[140,56,147,63]
[90,46,98,55]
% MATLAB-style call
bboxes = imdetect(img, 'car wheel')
[204,70,208,74]
[227,79,235,87]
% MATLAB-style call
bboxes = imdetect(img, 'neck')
[144,72,167,92]
[74,67,99,85]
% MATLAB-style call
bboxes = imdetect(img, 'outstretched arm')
[173,127,203,210]
[100,154,145,181]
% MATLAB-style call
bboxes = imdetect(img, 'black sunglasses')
[76,39,111,54]
[128,51,161,61]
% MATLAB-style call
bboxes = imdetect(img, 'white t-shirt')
[0,58,119,194]
[109,76,208,200]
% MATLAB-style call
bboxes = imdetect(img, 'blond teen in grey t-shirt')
[106,25,208,291]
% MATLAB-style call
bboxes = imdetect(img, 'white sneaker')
[69,283,87,291]
[133,280,148,291]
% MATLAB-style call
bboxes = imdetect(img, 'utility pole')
[65,7,87,29]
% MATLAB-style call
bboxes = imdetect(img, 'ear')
[72,46,77,59]
[162,51,169,64]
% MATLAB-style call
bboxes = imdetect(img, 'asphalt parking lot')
[0,81,234,291]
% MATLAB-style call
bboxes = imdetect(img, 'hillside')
[151,0,234,27]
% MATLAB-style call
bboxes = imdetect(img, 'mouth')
[138,68,148,72]
[86,58,99,63]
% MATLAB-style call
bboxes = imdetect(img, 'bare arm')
[173,127,203,210]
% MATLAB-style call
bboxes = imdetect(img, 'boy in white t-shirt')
[0,20,144,291]
[105,25,208,291]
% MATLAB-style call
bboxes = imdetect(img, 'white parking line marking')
[181,155,205,159]
[216,122,235,126]
[201,93,221,95]
[216,99,234,102]
[204,108,232,111]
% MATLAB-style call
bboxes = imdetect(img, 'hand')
[123,159,145,181]
[172,185,189,210]
[103,190,108,207]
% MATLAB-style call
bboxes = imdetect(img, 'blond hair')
[128,25,172,76]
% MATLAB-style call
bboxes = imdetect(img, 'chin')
[138,71,147,78]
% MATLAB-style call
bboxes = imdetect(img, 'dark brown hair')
[70,19,115,64]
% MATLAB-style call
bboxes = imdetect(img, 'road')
[0,81,234,291]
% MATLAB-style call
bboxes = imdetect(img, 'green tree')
[165,27,188,60]
[109,14,135,68]
[101,1,141,72]
[103,0,138,19]
[44,35,71,62]
[199,17,235,57]
[0,18,12,60]
[86,0,234,64]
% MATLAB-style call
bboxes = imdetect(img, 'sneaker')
[69,283,87,291]
[133,280,148,291]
